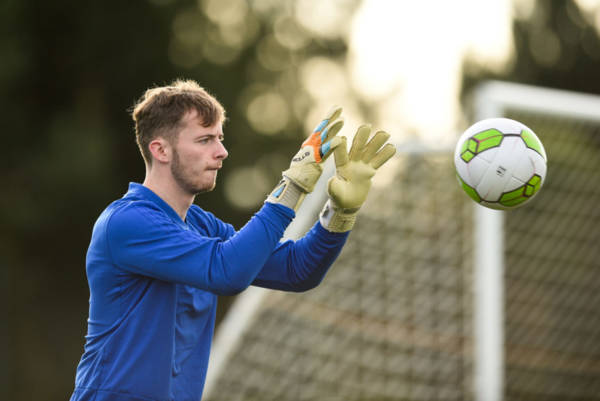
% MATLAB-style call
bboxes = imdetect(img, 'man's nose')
[216,141,228,160]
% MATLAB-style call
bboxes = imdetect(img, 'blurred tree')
[0,0,360,400]
[462,0,600,100]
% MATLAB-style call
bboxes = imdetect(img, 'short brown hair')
[131,79,226,165]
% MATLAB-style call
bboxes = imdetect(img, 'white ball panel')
[530,151,548,183]
[476,160,512,201]
[455,158,471,185]
[512,148,536,182]
[465,156,490,187]
[478,147,499,163]
[475,138,522,201]
[504,176,526,193]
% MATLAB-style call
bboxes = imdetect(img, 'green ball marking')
[460,129,504,164]
[473,128,503,142]
[528,174,541,187]
[473,129,503,153]
[499,187,527,207]
[527,174,542,196]
[520,130,547,160]
[467,139,478,153]
[461,140,469,154]
[457,174,481,203]
[461,150,475,162]
[498,174,542,208]
[500,196,528,207]
[525,185,534,196]
[500,186,525,201]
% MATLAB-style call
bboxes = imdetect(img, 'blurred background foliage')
[2,0,360,399]
[462,0,600,99]
[2,0,600,400]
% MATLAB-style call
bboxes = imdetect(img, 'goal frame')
[472,80,600,401]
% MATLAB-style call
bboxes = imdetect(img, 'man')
[70,80,396,401]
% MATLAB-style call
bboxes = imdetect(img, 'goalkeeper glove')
[267,106,344,211]
[320,125,397,232]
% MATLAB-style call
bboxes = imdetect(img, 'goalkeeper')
[70,80,396,401]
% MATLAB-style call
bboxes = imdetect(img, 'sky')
[347,0,600,146]
[349,0,514,146]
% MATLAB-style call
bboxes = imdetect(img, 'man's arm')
[107,201,294,295]
[251,221,349,292]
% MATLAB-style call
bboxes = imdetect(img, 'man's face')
[170,110,228,195]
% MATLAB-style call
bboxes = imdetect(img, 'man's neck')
[143,174,194,221]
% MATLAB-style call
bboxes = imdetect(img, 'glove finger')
[327,176,344,205]
[302,114,343,163]
[320,135,344,161]
[313,106,343,134]
[320,118,344,143]
[370,143,397,169]
[349,125,371,161]
[362,130,391,162]
[331,136,349,167]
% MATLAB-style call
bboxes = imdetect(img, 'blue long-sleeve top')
[70,183,348,401]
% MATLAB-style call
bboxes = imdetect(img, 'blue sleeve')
[252,222,349,292]
[106,202,294,295]
[187,206,236,241]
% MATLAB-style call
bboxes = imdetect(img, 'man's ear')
[148,138,172,164]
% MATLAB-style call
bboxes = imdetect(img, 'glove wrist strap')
[266,177,306,212]
[319,199,359,233]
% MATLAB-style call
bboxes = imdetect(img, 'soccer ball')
[454,118,547,210]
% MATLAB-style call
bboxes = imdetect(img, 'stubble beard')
[171,149,216,195]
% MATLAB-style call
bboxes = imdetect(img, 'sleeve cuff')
[319,199,359,233]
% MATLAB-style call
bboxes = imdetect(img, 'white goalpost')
[472,80,600,401]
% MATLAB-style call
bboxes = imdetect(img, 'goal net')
[203,81,600,401]
[474,82,600,401]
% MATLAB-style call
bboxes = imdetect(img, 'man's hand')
[320,125,397,232]
[267,106,344,211]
